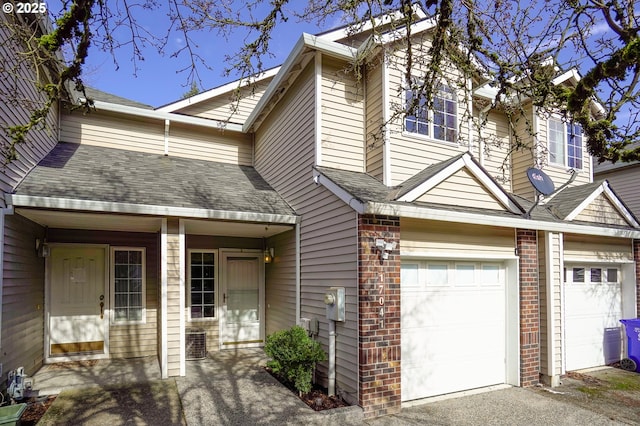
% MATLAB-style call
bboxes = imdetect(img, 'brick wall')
[358,214,401,418]
[635,240,640,316]
[517,229,540,386]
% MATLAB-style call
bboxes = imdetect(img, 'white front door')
[49,246,108,358]
[220,252,264,348]
[564,264,622,371]
[401,260,507,401]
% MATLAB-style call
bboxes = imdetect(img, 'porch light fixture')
[264,247,274,264]
[36,239,50,258]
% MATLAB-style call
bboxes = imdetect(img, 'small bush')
[264,325,326,394]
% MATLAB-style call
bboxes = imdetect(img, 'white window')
[548,118,583,169]
[112,248,145,324]
[405,84,457,143]
[188,250,217,320]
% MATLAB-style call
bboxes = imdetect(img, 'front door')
[48,246,108,358]
[220,251,264,348]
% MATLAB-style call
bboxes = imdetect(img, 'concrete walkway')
[32,352,637,425]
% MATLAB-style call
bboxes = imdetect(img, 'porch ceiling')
[16,209,293,237]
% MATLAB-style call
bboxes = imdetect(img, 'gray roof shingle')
[15,142,295,217]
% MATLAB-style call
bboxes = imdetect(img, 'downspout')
[164,119,170,156]
[295,219,301,324]
[328,318,336,396]
[532,106,540,167]
[467,78,474,156]
[478,103,492,168]
[382,54,391,186]
[315,51,323,167]
[0,198,13,349]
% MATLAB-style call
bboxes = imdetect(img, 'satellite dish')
[526,168,555,196]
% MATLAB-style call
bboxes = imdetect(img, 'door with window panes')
[564,265,622,371]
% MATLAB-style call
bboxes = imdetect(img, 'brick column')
[634,240,640,316]
[517,229,540,387]
[358,214,401,418]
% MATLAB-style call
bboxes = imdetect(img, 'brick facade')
[358,214,401,418]
[635,240,640,316]
[517,229,540,386]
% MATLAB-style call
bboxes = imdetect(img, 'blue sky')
[72,3,330,108]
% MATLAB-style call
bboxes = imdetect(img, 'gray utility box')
[324,287,346,322]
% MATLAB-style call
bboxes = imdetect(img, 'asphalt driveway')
[34,351,640,425]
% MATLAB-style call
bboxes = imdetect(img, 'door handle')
[100,301,104,319]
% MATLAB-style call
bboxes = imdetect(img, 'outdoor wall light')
[375,238,396,261]
[36,238,50,258]
[264,247,274,264]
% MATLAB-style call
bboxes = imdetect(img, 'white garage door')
[564,265,622,371]
[401,261,506,401]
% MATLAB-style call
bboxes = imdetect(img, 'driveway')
[34,351,640,425]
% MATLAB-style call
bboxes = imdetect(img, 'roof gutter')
[86,100,244,133]
[7,194,298,225]
[364,201,640,239]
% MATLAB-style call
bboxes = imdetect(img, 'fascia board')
[90,100,244,133]
[377,17,437,45]
[156,67,280,113]
[312,169,365,214]
[7,194,298,225]
[243,33,356,132]
[461,155,524,214]
[365,201,640,239]
[396,158,464,202]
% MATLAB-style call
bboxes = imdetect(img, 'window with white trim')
[405,84,457,143]
[188,250,217,320]
[112,248,145,323]
[548,118,583,169]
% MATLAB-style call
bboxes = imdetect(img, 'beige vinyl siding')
[174,78,273,124]
[416,168,506,210]
[510,105,537,199]
[573,194,631,226]
[62,110,252,165]
[539,231,562,380]
[167,122,253,165]
[597,167,640,219]
[47,228,159,358]
[254,61,359,404]
[365,60,384,180]
[61,110,165,153]
[1,213,45,376]
[0,14,58,198]
[265,229,297,335]
[166,219,181,377]
[401,218,515,257]
[321,56,365,172]
[478,110,512,191]
[564,234,633,263]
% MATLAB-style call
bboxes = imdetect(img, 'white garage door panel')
[565,272,622,371]
[401,261,506,401]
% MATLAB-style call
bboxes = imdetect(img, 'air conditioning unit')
[186,328,207,360]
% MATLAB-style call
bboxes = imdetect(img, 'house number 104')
[378,273,385,328]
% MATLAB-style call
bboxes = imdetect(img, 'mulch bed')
[6,395,57,426]
[265,368,349,411]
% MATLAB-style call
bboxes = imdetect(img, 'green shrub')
[264,325,326,394]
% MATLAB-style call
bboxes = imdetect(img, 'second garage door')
[401,260,506,401]
[564,264,622,371]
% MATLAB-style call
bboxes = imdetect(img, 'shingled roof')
[14,142,295,217]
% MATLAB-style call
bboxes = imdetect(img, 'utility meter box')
[324,287,345,322]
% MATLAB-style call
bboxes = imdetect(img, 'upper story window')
[548,118,583,169]
[405,84,457,143]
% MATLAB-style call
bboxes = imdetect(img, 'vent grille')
[186,329,207,360]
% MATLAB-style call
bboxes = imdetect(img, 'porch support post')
[160,218,168,379]
[179,219,186,376]
[634,240,640,316]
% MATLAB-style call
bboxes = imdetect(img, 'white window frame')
[110,247,146,325]
[565,264,620,286]
[187,249,218,322]
[403,83,458,144]
[548,117,583,170]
